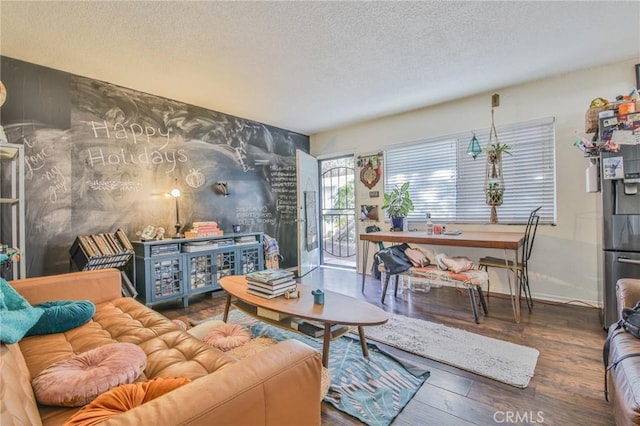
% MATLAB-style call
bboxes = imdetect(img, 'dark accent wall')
[0,57,307,277]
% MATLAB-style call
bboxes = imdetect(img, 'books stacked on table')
[245,269,296,299]
[185,221,224,238]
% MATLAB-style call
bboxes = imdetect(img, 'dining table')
[360,230,526,323]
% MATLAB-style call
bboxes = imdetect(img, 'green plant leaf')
[381,182,415,217]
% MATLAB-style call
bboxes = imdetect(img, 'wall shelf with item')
[69,230,134,271]
[69,229,136,297]
[0,143,26,279]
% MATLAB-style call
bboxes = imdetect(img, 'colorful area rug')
[362,313,540,388]
[218,310,429,426]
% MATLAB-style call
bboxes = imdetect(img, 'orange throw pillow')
[64,377,191,426]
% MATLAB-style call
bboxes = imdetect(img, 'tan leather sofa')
[1,269,322,426]
[606,278,640,425]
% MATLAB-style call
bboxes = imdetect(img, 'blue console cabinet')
[132,233,263,307]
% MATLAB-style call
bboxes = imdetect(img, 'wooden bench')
[380,265,489,324]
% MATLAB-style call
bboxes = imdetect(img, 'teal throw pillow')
[26,300,96,336]
[0,278,44,344]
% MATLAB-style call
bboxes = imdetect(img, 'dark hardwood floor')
[155,267,613,425]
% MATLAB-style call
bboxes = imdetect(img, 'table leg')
[322,324,332,367]
[357,326,369,358]
[503,248,520,324]
[223,293,231,322]
[361,241,370,293]
[512,248,521,323]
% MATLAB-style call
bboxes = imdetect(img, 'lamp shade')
[467,135,482,159]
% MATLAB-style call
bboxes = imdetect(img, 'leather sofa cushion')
[0,343,43,426]
[607,326,640,425]
[20,298,236,379]
[18,297,236,423]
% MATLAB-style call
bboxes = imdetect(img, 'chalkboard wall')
[0,57,308,277]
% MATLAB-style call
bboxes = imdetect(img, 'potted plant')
[484,142,511,223]
[381,182,414,230]
[485,142,511,177]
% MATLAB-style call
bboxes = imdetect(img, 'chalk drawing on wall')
[0,56,309,276]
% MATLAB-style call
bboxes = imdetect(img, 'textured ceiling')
[1,1,639,135]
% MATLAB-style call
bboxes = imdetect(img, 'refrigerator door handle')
[618,257,640,266]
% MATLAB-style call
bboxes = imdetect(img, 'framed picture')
[636,63,640,89]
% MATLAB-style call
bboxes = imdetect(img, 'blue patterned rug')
[220,309,429,426]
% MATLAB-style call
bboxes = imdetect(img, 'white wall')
[310,58,640,305]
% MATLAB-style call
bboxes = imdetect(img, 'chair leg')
[476,286,488,315]
[468,287,480,324]
[393,275,399,297]
[479,264,490,298]
[521,267,534,312]
[381,273,392,304]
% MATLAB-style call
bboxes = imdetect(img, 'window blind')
[384,117,556,224]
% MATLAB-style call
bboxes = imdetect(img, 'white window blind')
[384,117,556,224]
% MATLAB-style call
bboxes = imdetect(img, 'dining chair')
[362,225,386,293]
[478,206,541,312]
[372,244,413,303]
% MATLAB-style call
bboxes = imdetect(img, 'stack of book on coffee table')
[245,269,296,299]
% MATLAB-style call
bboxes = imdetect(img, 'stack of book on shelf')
[245,269,296,299]
[256,306,289,321]
[234,235,257,245]
[217,238,235,247]
[289,319,350,339]
[182,240,218,253]
[150,243,180,256]
[185,221,224,238]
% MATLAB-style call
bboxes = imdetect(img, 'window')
[384,117,555,224]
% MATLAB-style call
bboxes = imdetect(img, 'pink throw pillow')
[172,319,188,331]
[32,342,147,407]
[441,256,474,273]
[203,323,252,351]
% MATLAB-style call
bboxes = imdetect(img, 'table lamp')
[170,188,182,238]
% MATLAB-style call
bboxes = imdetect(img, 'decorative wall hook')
[215,182,229,196]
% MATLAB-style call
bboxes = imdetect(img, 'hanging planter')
[483,94,510,223]
[485,184,504,206]
[484,145,510,223]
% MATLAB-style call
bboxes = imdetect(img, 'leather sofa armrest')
[616,278,640,320]
[101,339,322,426]
[10,269,122,305]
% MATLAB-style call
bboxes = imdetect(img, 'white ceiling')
[1,1,639,135]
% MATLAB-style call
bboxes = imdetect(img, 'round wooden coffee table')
[220,275,389,367]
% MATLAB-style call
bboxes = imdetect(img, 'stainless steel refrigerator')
[601,143,640,328]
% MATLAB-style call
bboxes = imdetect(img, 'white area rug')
[363,313,539,388]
